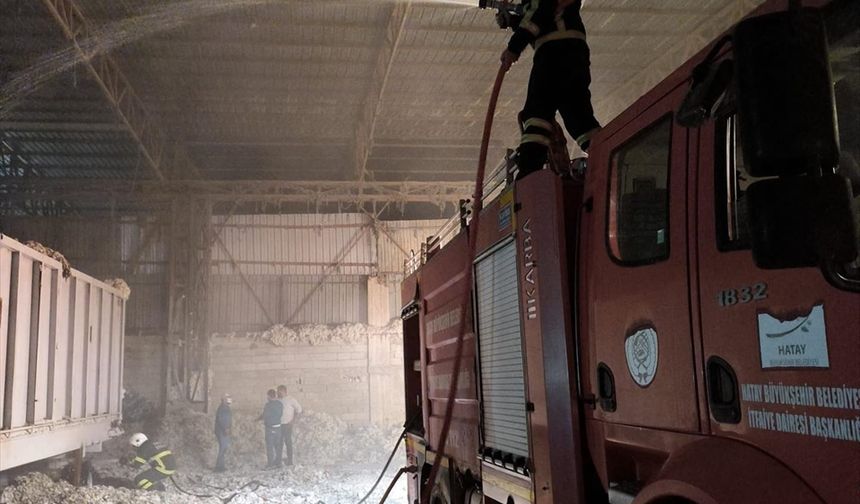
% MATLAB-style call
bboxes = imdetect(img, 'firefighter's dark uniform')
[509,0,600,179]
[132,440,177,491]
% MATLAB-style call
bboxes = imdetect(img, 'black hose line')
[169,475,216,499]
[378,466,418,504]
[222,480,265,504]
[356,411,422,504]
[169,475,265,503]
[167,412,422,503]
[421,64,506,504]
[356,430,407,504]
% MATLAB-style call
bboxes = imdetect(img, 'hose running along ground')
[378,465,418,503]
[169,475,265,503]
[355,430,407,504]
[357,410,422,503]
[420,64,507,504]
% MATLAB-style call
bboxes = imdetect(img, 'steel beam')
[39,0,201,180]
[353,0,413,180]
[125,217,163,275]
[191,199,212,409]
[0,122,128,133]
[1,178,472,205]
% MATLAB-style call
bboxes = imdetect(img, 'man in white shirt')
[276,384,302,466]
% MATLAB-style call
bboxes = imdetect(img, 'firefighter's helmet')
[129,432,148,447]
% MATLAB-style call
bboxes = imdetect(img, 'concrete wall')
[367,331,405,425]
[208,324,404,425]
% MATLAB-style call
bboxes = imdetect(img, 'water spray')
[0,0,485,116]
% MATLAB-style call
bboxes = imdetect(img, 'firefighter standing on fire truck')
[499,0,601,180]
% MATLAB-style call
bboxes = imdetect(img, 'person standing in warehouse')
[213,393,233,472]
[259,388,284,468]
[276,384,303,466]
[499,0,601,180]
[127,433,177,491]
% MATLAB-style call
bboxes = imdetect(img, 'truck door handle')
[597,363,616,412]
[707,356,741,424]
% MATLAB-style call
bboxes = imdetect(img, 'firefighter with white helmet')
[128,432,177,491]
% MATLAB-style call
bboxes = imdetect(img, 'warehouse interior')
[0,0,810,502]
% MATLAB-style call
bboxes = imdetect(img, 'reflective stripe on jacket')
[135,440,177,474]
[508,0,586,55]
[150,449,177,475]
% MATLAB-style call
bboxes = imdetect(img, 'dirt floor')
[0,405,408,504]
[1,466,408,503]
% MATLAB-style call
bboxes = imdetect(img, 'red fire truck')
[399,1,860,503]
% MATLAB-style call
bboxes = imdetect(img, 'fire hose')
[420,64,507,504]
[378,465,419,503]
[357,410,423,504]
[353,65,507,504]
[169,474,265,503]
[356,429,408,504]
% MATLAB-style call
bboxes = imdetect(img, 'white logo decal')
[521,218,538,321]
[758,304,829,368]
[625,327,659,387]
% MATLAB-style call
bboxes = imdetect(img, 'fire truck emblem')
[625,327,659,387]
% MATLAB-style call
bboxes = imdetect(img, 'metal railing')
[404,151,515,276]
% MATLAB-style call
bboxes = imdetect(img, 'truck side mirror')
[734,8,839,177]
[747,175,858,269]
[733,7,860,283]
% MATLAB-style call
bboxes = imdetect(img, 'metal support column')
[187,198,212,411]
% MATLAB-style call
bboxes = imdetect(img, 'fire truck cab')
[401,1,859,503]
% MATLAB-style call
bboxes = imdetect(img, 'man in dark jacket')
[214,393,233,472]
[500,0,601,180]
[128,433,176,491]
[259,388,284,468]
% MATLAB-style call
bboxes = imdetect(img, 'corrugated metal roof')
[1,0,767,191]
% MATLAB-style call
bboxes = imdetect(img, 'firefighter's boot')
[514,142,548,181]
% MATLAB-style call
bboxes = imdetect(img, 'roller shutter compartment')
[475,240,529,460]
